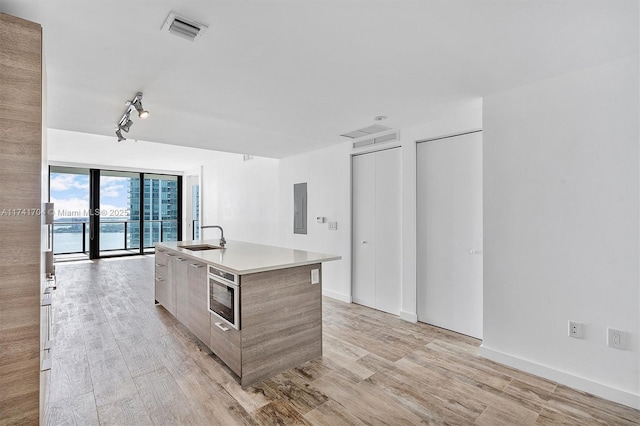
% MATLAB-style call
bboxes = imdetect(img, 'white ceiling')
[2,0,638,158]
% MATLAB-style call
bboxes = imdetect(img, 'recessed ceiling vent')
[161,12,208,42]
[340,124,390,139]
[341,124,399,149]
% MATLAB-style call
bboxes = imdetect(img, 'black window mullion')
[139,172,144,254]
[89,169,100,259]
[177,175,183,241]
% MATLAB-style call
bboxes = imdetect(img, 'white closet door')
[352,148,401,315]
[417,132,483,338]
[352,153,377,308]
[374,148,402,314]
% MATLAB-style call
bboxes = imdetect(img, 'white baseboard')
[399,311,418,323]
[322,289,352,303]
[479,345,640,410]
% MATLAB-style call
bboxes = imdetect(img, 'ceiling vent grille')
[340,124,390,139]
[161,12,208,41]
[352,130,400,149]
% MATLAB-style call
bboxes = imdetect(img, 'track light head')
[115,128,126,142]
[132,92,150,119]
[120,118,133,132]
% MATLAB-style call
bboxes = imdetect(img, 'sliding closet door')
[352,147,401,315]
[417,132,483,338]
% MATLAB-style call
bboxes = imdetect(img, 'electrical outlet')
[310,269,320,284]
[568,321,583,339]
[607,328,627,350]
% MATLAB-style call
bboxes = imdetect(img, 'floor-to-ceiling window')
[140,174,180,252]
[49,166,90,259]
[98,170,141,257]
[50,166,182,260]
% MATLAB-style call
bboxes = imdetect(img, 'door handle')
[214,322,229,332]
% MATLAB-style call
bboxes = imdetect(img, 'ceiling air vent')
[161,12,208,42]
[340,124,390,139]
[351,130,399,149]
[342,123,399,149]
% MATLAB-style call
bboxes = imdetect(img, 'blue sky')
[50,173,131,218]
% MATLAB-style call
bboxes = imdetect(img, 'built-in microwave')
[208,266,240,330]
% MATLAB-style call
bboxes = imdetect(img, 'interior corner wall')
[481,55,640,409]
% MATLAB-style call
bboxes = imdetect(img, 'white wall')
[201,155,281,246]
[482,56,640,408]
[278,142,353,301]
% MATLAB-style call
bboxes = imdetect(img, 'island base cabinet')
[210,318,241,376]
[154,242,333,388]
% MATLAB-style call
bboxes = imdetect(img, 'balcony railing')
[52,219,178,255]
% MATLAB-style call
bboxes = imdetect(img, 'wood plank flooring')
[45,256,640,425]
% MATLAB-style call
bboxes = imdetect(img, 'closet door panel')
[352,148,401,315]
[352,153,376,308]
[417,132,483,338]
[374,148,402,315]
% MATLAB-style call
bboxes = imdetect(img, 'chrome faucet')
[201,225,226,247]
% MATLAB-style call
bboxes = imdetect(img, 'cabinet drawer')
[210,316,241,375]
[155,264,167,280]
[154,250,169,277]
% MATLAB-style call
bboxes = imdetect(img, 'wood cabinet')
[187,260,209,344]
[155,252,210,345]
[172,255,188,322]
[154,249,171,310]
[210,318,241,375]
[0,13,43,425]
[239,263,322,387]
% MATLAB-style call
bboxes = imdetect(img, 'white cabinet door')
[417,132,483,338]
[352,148,401,315]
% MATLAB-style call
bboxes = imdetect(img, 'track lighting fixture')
[115,92,149,141]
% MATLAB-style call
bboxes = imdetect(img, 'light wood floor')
[45,256,639,425]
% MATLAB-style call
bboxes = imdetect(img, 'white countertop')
[155,239,341,275]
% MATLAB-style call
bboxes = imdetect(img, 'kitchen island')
[154,239,340,387]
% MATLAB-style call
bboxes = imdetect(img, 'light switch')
[328,221,337,230]
[311,269,320,284]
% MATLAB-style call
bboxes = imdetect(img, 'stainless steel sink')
[178,244,223,251]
